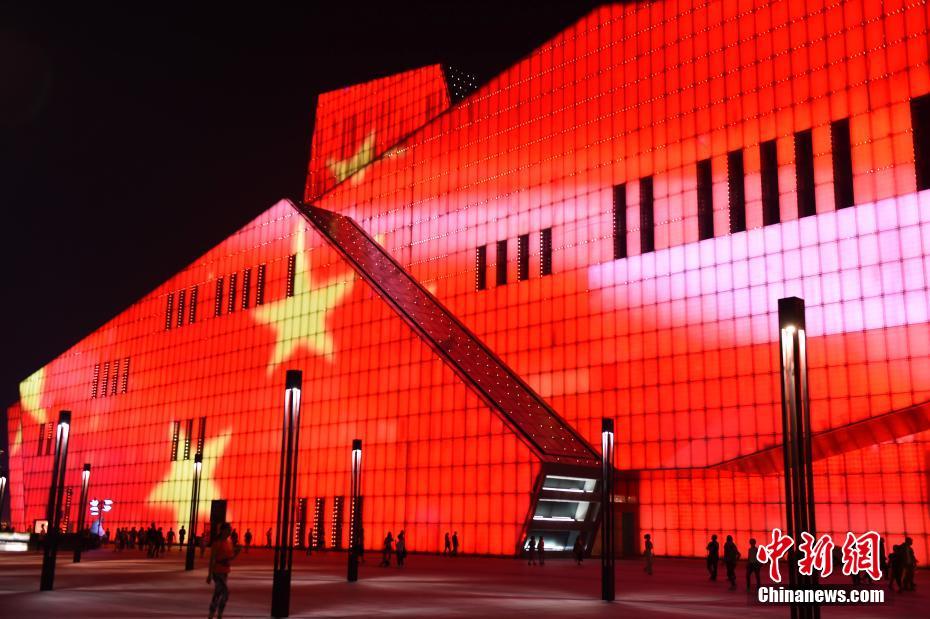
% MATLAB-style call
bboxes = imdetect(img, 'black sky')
[0,1,606,409]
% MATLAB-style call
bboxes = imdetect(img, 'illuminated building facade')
[5,0,930,559]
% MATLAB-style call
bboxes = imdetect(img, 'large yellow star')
[146,429,231,530]
[327,132,376,184]
[12,367,48,456]
[252,224,353,373]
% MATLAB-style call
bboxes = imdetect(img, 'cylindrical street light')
[347,438,362,582]
[185,453,203,571]
[778,297,818,619]
[271,369,303,618]
[0,470,7,523]
[73,463,91,563]
[40,410,71,591]
[601,417,615,602]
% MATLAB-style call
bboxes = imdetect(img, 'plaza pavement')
[0,547,924,618]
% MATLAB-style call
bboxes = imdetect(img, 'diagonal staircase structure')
[294,200,604,553]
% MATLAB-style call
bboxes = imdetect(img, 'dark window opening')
[176,289,186,328]
[214,278,224,317]
[242,268,252,309]
[331,496,344,550]
[476,246,487,290]
[640,176,654,253]
[101,362,110,398]
[91,363,100,399]
[541,228,553,276]
[196,416,207,457]
[256,264,267,305]
[183,419,193,460]
[795,129,816,218]
[110,359,119,396]
[286,255,297,297]
[45,423,53,455]
[760,139,781,225]
[188,286,198,324]
[165,293,174,331]
[831,118,855,209]
[728,150,746,233]
[37,423,45,456]
[170,421,181,461]
[517,234,529,281]
[120,358,130,393]
[496,240,507,286]
[697,159,714,240]
[227,272,237,314]
[313,498,326,549]
[613,184,627,259]
[912,94,930,191]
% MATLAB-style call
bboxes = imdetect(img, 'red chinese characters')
[798,532,835,577]
[841,531,883,581]
[757,528,795,582]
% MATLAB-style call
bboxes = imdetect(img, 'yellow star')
[146,429,231,529]
[13,368,48,456]
[252,224,353,373]
[327,132,376,183]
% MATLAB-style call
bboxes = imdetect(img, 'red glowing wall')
[6,0,930,558]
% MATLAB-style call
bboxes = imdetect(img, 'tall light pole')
[73,463,91,563]
[601,418,615,602]
[778,297,819,619]
[185,453,203,571]
[40,410,71,591]
[272,370,302,618]
[347,438,362,582]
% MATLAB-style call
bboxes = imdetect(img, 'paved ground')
[0,547,924,618]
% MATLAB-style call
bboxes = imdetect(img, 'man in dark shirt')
[706,534,720,581]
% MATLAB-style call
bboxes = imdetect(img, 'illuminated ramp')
[294,201,603,553]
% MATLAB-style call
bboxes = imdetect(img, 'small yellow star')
[13,368,48,456]
[252,224,353,373]
[146,429,231,529]
[327,132,376,183]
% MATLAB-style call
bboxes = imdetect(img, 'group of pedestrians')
[112,523,188,557]
[523,535,546,565]
[379,530,408,567]
[442,531,460,556]
[704,534,744,590]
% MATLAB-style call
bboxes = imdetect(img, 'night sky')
[0,1,605,415]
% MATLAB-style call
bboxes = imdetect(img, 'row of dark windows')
[612,119,858,260]
[91,358,130,399]
[170,416,207,461]
[166,264,268,330]
[35,422,54,456]
[476,229,552,290]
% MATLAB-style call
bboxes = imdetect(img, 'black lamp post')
[778,297,819,619]
[347,438,362,582]
[271,369,303,618]
[185,453,203,571]
[73,463,91,563]
[601,417,615,602]
[40,410,71,591]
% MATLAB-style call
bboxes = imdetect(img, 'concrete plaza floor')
[0,547,924,618]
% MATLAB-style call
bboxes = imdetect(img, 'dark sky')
[0,1,605,409]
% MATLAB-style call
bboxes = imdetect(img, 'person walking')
[746,538,762,591]
[207,522,241,619]
[230,528,239,548]
[178,525,186,551]
[243,529,252,553]
[452,531,459,556]
[537,536,546,566]
[723,535,740,590]
[443,532,452,555]
[572,534,585,566]
[379,531,394,567]
[706,534,720,581]
[903,537,917,591]
[166,527,176,550]
[396,530,407,567]
[643,533,654,575]
[265,528,272,549]
[526,535,537,565]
